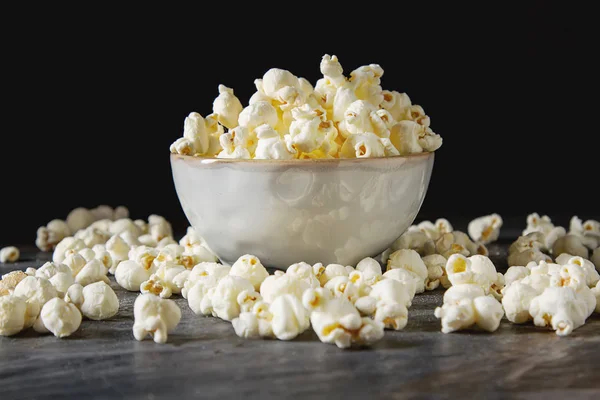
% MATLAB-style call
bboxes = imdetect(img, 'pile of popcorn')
[169,55,442,160]
[1,208,599,348]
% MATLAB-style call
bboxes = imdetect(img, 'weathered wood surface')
[1,241,599,400]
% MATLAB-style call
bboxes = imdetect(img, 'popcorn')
[36,219,71,251]
[75,259,110,287]
[529,286,589,336]
[286,262,321,289]
[237,289,262,313]
[153,263,186,294]
[170,54,442,160]
[386,249,428,292]
[260,273,310,303]
[254,125,295,160]
[568,216,599,250]
[0,295,27,336]
[507,248,552,268]
[592,282,600,313]
[468,214,503,244]
[229,254,269,291]
[66,282,119,320]
[388,231,435,257]
[133,293,181,344]
[0,270,28,294]
[182,262,230,299]
[559,256,600,287]
[75,227,110,248]
[13,276,58,328]
[523,213,554,236]
[355,257,383,287]
[382,268,419,298]
[367,279,412,330]
[445,254,499,295]
[148,215,173,243]
[592,248,600,272]
[303,288,384,349]
[435,289,503,333]
[115,260,153,291]
[324,276,360,304]
[206,276,255,321]
[503,266,530,288]
[501,282,538,323]
[66,207,96,234]
[33,298,82,338]
[140,274,173,299]
[340,132,386,158]
[318,263,349,286]
[232,301,275,339]
[212,85,243,129]
[422,254,446,291]
[269,294,310,340]
[53,237,86,264]
[35,262,74,296]
[552,234,588,259]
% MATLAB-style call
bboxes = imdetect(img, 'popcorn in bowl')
[170,54,442,160]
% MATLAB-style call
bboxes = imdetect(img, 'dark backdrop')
[1,3,597,246]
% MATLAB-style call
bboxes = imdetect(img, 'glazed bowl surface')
[171,153,434,268]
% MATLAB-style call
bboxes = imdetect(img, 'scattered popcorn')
[468,214,503,244]
[568,216,599,250]
[213,85,243,129]
[0,295,27,336]
[13,276,58,328]
[382,268,419,298]
[33,298,82,338]
[75,259,110,287]
[387,231,435,257]
[203,276,255,321]
[501,282,538,323]
[0,270,28,294]
[269,294,310,340]
[422,254,446,291]
[229,255,269,291]
[355,257,383,287]
[66,282,119,320]
[260,273,310,303]
[53,237,86,264]
[181,262,230,299]
[132,293,181,344]
[232,301,275,339]
[35,262,74,296]
[63,253,88,277]
[318,263,349,286]
[0,246,20,263]
[66,207,96,234]
[105,234,131,273]
[115,260,153,291]
[303,288,384,349]
[36,219,71,252]
[386,249,428,293]
[529,286,589,336]
[552,234,588,259]
[507,248,552,268]
[435,286,504,334]
[140,274,173,298]
[592,248,600,271]
[523,213,554,236]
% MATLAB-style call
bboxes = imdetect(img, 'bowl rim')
[170,151,434,164]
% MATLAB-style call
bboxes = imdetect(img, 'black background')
[1,3,597,246]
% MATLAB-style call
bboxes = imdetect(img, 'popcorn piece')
[187,275,222,315]
[544,226,567,251]
[138,234,158,247]
[36,219,72,252]
[355,257,383,286]
[260,272,310,303]
[182,262,230,299]
[115,260,153,291]
[435,289,503,334]
[389,120,423,155]
[386,249,428,283]
[53,237,86,264]
[552,234,588,259]
[236,289,262,313]
[318,263,349,286]
[568,216,599,250]
[523,213,554,236]
[254,125,295,160]
[324,276,360,304]
[229,254,269,291]
[75,227,110,248]
[109,218,142,237]
[443,284,486,305]
[592,248,600,273]
[468,214,503,244]
[422,254,446,291]
[66,207,96,233]
[340,132,386,158]
[238,101,278,131]
[0,295,27,336]
[286,262,321,289]
[1,270,28,293]
[212,85,243,129]
[157,237,178,248]
[349,63,384,106]
[232,300,275,339]
[269,294,310,340]
[176,112,209,156]
[382,268,419,298]
[67,282,119,320]
[153,263,186,294]
[148,215,173,243]
[503,266,530,288]
[592,282,600,313]
[303,288,384,349]
[529,286,589,336]
[507,249,552,268]
[508,234,546,255]
[501,282,538,323]
[562,256,600,287]
[33,298,81,338]
[75,259,109,287]
[389,231,435,257]
[434,298,476,333]
[132,294,181,344]
[63,253,87,277]
[141,274,173,299]
[13,276,58,328]
[208,276,255,321]
[105,234,131,272]
[472,295,504,332]
[35,262,74,296]
[381,90,412,121]
[287,104,337,155]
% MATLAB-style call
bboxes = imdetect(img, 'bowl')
[171,153,435,269]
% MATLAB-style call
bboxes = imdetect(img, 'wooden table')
[1,237,599,399]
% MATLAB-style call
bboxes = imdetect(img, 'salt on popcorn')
[171,54,442,160]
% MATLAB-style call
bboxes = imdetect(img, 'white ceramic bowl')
[171,153,435,269]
